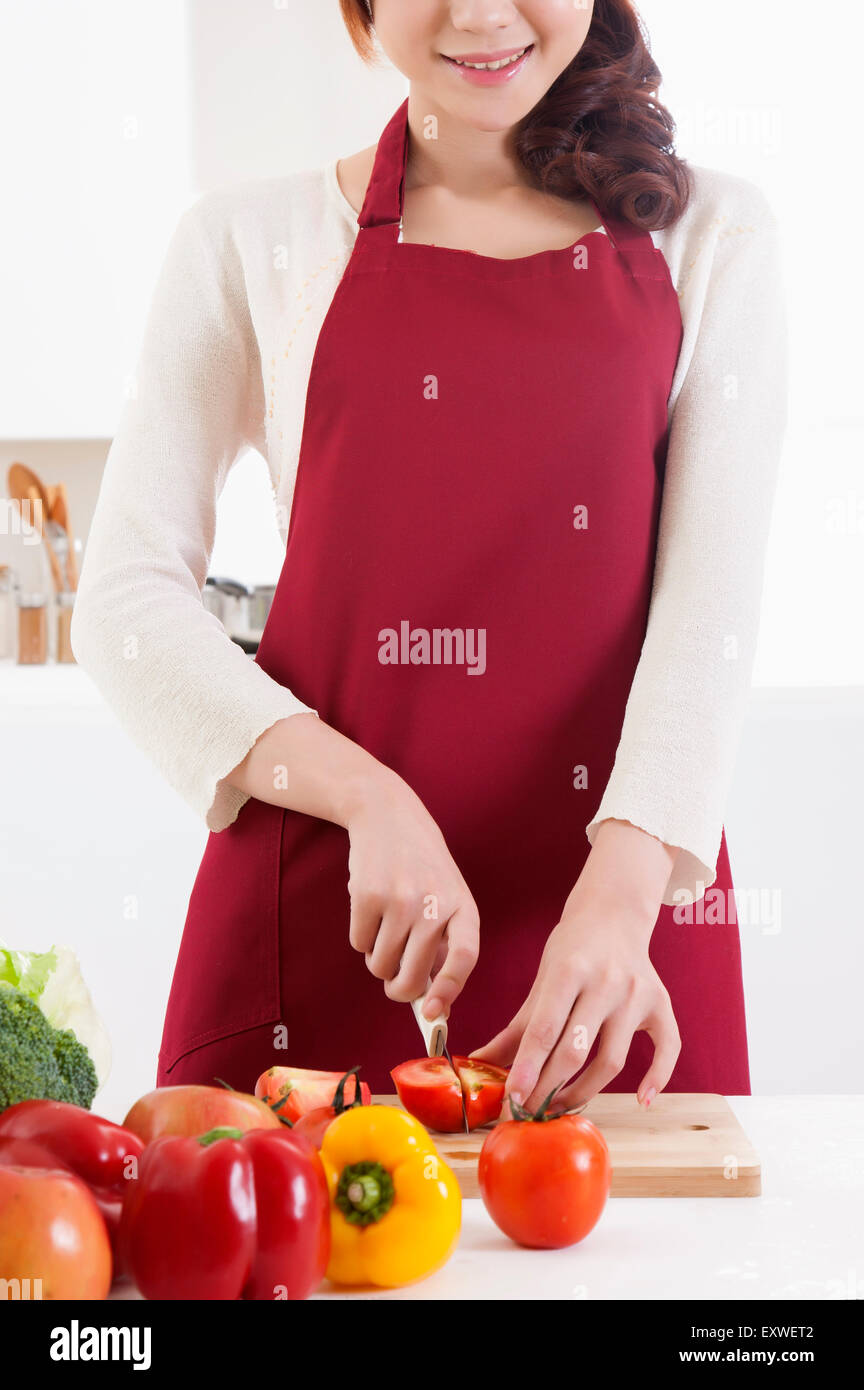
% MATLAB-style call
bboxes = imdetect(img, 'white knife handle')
[411,987,448,1058]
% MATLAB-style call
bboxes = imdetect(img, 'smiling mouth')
[444,44,534,72]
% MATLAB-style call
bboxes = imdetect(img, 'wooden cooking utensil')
[7,461,50,514]
[7,462,76,593]
[25,484,65,593]
[47,482,78,589]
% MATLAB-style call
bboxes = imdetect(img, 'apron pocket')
[157,1018,286,1090]
[158,798,285,1076]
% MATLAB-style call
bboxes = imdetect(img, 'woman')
[72,0,787,1110]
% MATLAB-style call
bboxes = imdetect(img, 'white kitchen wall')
[0,1,189,438]
[0,1,405,583]
[188,0,406,587]
[642,1,864,690]
[187,0,406,188]
[0,0,404,441]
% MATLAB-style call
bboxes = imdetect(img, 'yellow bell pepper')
[319,1104,461,1287]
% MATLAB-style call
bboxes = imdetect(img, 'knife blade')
[410,987,469,1134]
[440,1041,470,1135]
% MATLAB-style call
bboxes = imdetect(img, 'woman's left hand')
[469,821,681,1111]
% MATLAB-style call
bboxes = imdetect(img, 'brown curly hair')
[338,0,691,230]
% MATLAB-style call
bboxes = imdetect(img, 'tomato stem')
[268,1095,295,1128]
[508,1083,573,1123]
[332,1065,364,1115]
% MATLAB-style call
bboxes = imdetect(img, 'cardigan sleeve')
[71,195,317,830]
[585,180,788,904]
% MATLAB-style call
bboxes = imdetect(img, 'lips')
[441,43,534,86]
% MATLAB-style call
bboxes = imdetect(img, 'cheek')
[372,0,443,80]
[532,0,595,61]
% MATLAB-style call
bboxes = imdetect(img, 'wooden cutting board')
[373,1091,760,1197]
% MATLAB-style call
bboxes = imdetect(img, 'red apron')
[157,101,750,1097]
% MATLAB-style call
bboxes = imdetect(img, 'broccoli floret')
[0,982,98,1111]
[52,1027,100,1108]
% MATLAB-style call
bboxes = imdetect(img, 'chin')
[443,95,540,134]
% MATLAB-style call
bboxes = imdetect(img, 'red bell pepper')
[119,1125,330,1300]
[0,1099,144,1270]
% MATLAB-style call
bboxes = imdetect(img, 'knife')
[411,985,469,1134]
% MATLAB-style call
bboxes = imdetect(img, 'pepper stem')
[196,1126,246,1146]
[335,1161,395,1226]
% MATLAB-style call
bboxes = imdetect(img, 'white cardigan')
[71,156,788,906]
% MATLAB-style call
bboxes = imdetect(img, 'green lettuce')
[0,941,111,1090]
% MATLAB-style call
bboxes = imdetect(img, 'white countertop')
[109,1096,864,1302]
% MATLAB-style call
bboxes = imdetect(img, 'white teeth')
[452,46,529,71]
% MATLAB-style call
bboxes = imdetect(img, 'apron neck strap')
[357,98,656,262]
[357,99,409,232]
[595,205,654,255]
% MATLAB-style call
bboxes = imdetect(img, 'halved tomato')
[390,1057,464,1132]
[390,1056,508,1132]
[454,1056,509,1130]
[255,1066,370,1124]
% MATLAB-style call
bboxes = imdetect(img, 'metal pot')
[203,577,253,640]
[247,585,277,640]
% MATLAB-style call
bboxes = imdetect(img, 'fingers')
[636,992,681,1105]
[505,965,581,1106]
[524,990,607,1110]
[552,1003,643,1109]
[362,900,479,1008]
[364,904,412,985]
[348,891,382,954]
[417,903,480,1013]
[381,916,441,1003]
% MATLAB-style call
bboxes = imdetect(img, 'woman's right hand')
[344,769,480,1015]
[227,713,479,1017]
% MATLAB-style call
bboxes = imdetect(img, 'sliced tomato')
[391,1057,464,1132]
[254,1066,370,1124]
[391,1055,508,1132]
[452,1056,508,1130]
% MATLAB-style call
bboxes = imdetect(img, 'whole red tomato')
[293,1066,368,1147]
[479,1103,611,1249]
[123,1084,281,1143]
[0,1166,112,1299]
